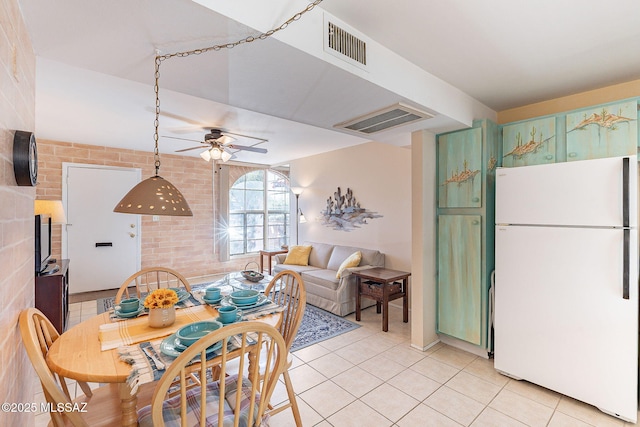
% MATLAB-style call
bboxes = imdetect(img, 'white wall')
[290,141,411,272]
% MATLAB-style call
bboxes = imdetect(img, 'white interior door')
[64,164,141,293]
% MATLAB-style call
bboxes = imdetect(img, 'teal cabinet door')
[566,100,638,161]
[438,128,482,208]
[437,214,482,345]
[502,117,556,167]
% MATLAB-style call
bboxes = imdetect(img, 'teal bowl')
[230,289,259,305]
[175,320,223,347]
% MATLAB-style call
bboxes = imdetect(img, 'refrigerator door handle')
[623,228,630,300]
[623,157,629,228]
[622,157,630,299]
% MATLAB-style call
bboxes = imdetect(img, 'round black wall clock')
[13,130,38,186]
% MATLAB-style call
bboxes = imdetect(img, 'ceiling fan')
[165,128,268,162]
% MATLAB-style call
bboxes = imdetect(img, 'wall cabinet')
[438,128,483,208]
[502,117,556,167]
[501,98,639,167]
[566,100,637,161]
[35,260,69,333]
[436,120,497,350]
[437,215,482,345]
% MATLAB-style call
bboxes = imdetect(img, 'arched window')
[228,170,290,255]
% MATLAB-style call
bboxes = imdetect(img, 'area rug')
[97,296,359,352]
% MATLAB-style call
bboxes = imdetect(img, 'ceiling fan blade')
[221,130,268,143]
[218,135,236,145]
[227,144,267,153]
[175,146,208,153]
[163,135,203,143]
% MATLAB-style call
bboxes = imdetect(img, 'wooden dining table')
[46,303,280,427]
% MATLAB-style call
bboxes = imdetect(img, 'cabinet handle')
[545,155,553,160]
[472,220,480,225]
[472,197,480,202]
[568,152,577,158]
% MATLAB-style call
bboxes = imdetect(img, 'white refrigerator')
[495,155,638,422]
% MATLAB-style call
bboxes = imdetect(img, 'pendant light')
[114,56,192,216]
[115,0,323,216]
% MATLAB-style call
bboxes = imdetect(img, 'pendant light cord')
[151,0,324,175]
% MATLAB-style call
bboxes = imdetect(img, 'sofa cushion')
[327,245,382,271]
[273,264,321,275]
[283,245,312,266]
[304,242,335,269]
[336,251,362,278]
[301,269,341,291]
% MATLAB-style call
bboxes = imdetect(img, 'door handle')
[95,242,112,247]
[623,157,629,228]
[623,228,630,300]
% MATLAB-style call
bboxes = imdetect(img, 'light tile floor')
[34,300,640,427]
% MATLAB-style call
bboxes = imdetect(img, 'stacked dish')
[160,320,223,357]
[114,304,145,318]
[202,287,223,305]
[220,293,268,310]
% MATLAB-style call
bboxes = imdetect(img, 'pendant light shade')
[114,175,192,216]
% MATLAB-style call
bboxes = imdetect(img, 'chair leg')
[283,370,302,427]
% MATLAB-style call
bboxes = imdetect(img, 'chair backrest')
[145,322,287,427]
[263,270,306,351]
[115,267,191,304]
[19,308,88,427]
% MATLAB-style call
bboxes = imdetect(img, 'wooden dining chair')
[115,266,191,304]
[19,308,154,426]
[138,322,287,427]
[262,270,306,426]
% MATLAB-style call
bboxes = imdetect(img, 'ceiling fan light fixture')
[210,147,222,160]
[200,149,212,162]
[221,150,232,162]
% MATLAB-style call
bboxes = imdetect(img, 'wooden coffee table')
[353,267,410,332]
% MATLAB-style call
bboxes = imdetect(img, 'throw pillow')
[336,251,362,278]
[283,245,312,266]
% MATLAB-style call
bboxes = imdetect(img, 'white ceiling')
[18,0,640,166]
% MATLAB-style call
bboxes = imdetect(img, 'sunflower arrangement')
[144,288,179,309]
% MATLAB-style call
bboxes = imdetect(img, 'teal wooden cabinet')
[438,128,482,208]
[436,120,497,350]
[502,117,556,167]
[566,100,638,161]
[437,215,482,345]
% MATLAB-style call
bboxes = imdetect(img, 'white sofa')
[273,242,384,316]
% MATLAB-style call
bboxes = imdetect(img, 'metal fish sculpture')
[442,160,480,186]
[504,127,550,159]
[570,108,634,131]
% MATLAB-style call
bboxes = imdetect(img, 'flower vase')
[148,307,176,328]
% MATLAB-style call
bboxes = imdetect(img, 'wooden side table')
[258,249,288,275]
[353,267,410,332]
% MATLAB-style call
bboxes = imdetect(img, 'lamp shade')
[113,175,193,216]
[34,200,67,224]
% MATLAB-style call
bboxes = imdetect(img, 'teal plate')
[115,306,145,318]
[160,333,223,358]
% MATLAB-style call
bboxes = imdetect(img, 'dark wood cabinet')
[35,259,69,333]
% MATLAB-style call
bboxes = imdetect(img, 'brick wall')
[37,140,252,282]
[0,0,38,424]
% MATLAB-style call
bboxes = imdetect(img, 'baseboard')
[438,334,490,359]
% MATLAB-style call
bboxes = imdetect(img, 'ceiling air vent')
[335,103,434,135]
[325,20,367,67]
